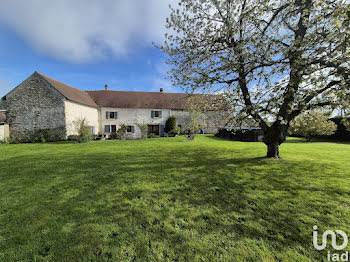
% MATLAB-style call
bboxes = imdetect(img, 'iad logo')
[313,225,349,261]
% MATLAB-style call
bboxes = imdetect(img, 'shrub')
[109,133,118,140]
[7,136,22,144]
[67,135,79,141]
[71,118,92,143]
[148,133,159,139]
[165,116,177,133]
[117,124,128,140]
[168,127,180,137]
[68,134,92,143]
[136,124,148,139]
[32,127,65,143]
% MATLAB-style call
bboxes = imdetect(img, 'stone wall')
[65,101,99,136]
[4,73,66,139]
[0,110,6,123]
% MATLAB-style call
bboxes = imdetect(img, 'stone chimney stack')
[105,84,108,91]
[160,88,163,93]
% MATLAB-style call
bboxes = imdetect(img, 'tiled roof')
[37,72,98,108]
[35,72,220,110]
[86,90,194,110]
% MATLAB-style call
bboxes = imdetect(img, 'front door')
[111,125,117,133]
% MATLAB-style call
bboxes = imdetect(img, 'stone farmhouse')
[1,72,225,140]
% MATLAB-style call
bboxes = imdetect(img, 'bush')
[109,133,118,140]
[165,116,177,134]
[136,124,148,139]
[148,133,159,139]
[117,124,128,140]
[68,134,92,143]
[32,127,65,143]
[168,127,180,137]
[67,135,79,141]
[7,136,22,144]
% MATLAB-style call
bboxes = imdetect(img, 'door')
[111,125,117,133]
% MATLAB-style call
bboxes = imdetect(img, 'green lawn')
[0,135,349,261]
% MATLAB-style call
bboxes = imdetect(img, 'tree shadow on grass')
[0,143,347,261]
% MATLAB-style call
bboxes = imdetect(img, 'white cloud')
[0,0,176,63]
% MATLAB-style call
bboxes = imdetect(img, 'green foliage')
[7,136,21,144]
[73,118,91,143]
[159,0,350,156]
[67,134,92,143]
[164,116,177,135]
[183,96,207,135]
[32,127,65,143]
[289,112,337,141]
[116,124,127,140]
[0,136,349,261]
[109,133,118,140]
[74,118,90,137]
[67,135,79,141]
[136,123,148,139]
[148,133,159,139]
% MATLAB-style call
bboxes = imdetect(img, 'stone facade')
[0,110,6,123]
[3,73,66,139]
[65,101,99,136]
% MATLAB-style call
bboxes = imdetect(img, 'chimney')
[105,84,108,91]
[160,88,163,93]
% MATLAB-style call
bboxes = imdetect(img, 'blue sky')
[0,0,180,98]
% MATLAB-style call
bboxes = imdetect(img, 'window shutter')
[159,111,162,118]
[160,125,165,137]
[114,112,118,119]
[105,125,110,133]
[92,126,95,135]
[151,111,155,118]
[131,126,135,133]
[106,111,109,119]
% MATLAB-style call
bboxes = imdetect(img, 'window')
[111,125,117,133]
[89,126,96,135]
[104,125,110,133]
[106,111,118,119]
[127,126,135,133]
[148,125,160,135]
[151,110,162,118]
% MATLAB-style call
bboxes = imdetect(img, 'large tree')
[159,0,350,157]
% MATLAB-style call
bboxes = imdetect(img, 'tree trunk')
[263,122,287,158]
[266,143,280,158]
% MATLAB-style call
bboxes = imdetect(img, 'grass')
[0,135,349,261]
